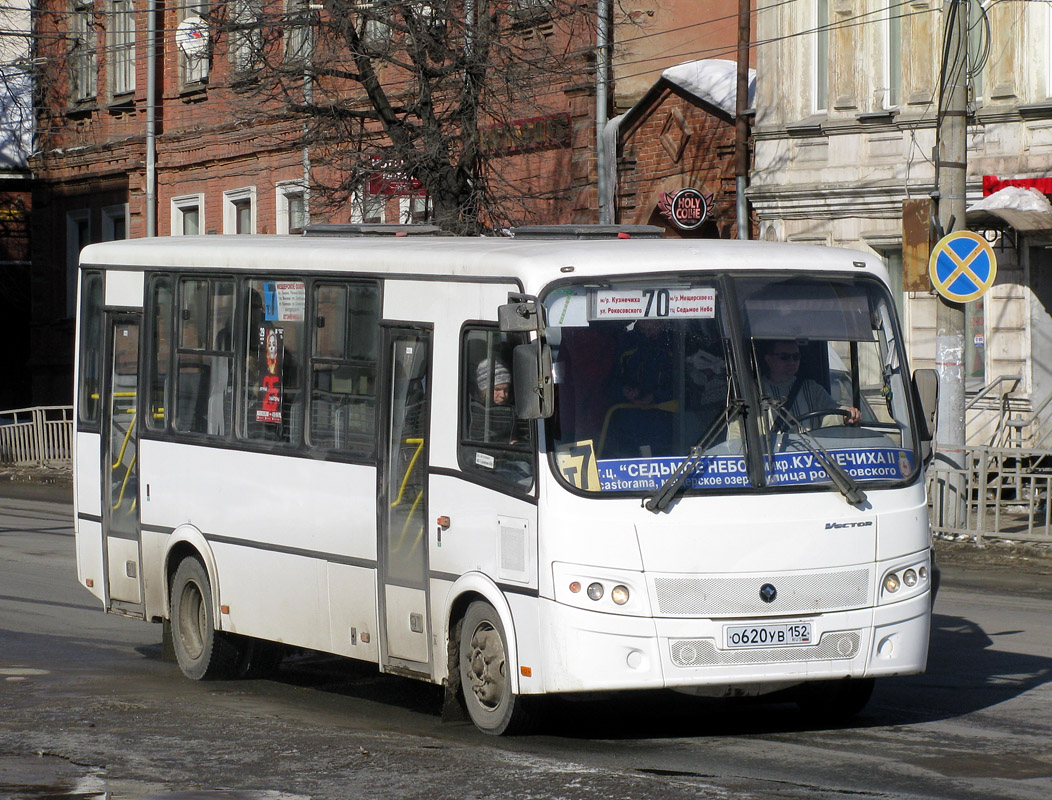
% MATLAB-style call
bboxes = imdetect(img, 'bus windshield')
[544,274,919,498]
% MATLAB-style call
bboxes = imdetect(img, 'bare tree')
[213,1,600,234]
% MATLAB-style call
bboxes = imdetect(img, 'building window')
[223,187,256,234]
[70,1,98,101]
[814,0,828,114]
[179,4,210,86]
[884,1,901,109]
[968,0,985,105]
[102,204,128,241]
[350,191,386,223]
[399,195,432,224]
[110,0,135,96]
[172,194,204,235]
[276,182,308,234]
[231,0,263,74]
[285,0,315,62]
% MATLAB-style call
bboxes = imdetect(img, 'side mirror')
[499,295,544,334]
[912,368,939,463]
[512,342,554,419]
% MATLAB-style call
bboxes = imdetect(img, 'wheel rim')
[465,620,506,712]
[177,580,206,660]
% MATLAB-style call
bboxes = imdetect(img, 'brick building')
[26,2,749,404]
[612,59,755,238]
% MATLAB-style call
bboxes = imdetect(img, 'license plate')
[725,622,812,649]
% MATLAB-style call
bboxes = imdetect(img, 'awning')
[967,186,1052,235]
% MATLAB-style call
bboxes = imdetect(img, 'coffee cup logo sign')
[658,188,713,231]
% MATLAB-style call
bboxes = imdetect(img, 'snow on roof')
[969,186,1052,233]
[661,59,756,117]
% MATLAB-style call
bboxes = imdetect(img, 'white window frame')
[968,0,985,105]
[276,181,308,234]
[181,3,210,86]
[102,203,129,241]
[350,191,386,224]
[813,0,828,114]
[110,0,135,96]
[883,0,901,109]
[285,0,316,62]
[70,1,98,101]
[223,186,256,234]
[172,194,205,235]
[67,210,91,317]
[398,195,432,224]
[231,0,263,73]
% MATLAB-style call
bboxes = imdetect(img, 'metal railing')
[929,447,1052,544]
[0,406,74,467]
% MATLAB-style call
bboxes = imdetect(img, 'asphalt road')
[1,492,1051,800]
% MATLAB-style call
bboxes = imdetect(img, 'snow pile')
[971,186,1052,233]
[661,59,756,117]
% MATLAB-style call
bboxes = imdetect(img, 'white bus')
[73,225,938,734]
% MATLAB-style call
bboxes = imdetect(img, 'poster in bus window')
[256,325,284,424]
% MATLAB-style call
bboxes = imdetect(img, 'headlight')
[586,582,604,601]
[611,585,630,605]
[879,558,930,603]
[883,573,901,593]
[903,569,918,587]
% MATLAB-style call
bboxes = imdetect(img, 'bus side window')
[307,281,380,458]
[77,272,104,427]
[458,327,534,490]
[173,278,235,436]
[242,278,306,445]
[145,276,173,431]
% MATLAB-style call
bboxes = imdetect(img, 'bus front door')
[103,315,144,615]
[377,326,433,673]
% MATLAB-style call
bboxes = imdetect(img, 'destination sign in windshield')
[593,288,716,319]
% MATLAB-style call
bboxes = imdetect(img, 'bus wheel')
[169,557,238,681]
[459,601,533,735]
[795,677,875,724]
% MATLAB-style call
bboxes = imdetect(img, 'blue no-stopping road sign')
[928,231,997,303]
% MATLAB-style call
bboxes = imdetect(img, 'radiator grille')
[669,631,861,667]
[653,568,871,617]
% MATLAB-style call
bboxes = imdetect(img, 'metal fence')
[928,446,1052,545]
[0,406,74,467]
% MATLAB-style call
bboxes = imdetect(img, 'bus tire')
[459,601,534,735]
[795,677,875,723]
[169,557,239,681]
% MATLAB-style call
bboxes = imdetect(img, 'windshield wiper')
[644,400,746,512]
[764,401,868,507]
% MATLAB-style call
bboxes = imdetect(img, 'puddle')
[0,754,310,800]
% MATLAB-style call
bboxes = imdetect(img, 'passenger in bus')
[759,340,860,428]
[602,320,676,457]
[471,358,520,443]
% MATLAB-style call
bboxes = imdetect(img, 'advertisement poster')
[256,325,284,424]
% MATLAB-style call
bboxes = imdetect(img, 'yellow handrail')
[390,437,425,507]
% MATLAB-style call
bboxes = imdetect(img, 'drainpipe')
[145,0,157,237]
[734,0,750,239]
[596,0,611,224]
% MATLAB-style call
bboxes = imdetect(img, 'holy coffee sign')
[658,187,713,231]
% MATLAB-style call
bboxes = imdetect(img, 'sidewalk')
[0,466,74,504]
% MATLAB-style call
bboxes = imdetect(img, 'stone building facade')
[750,0,1052,442]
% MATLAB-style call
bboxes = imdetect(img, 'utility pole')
[935,0,968,519]
[596,0,612,224]
[735,0,750,239]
